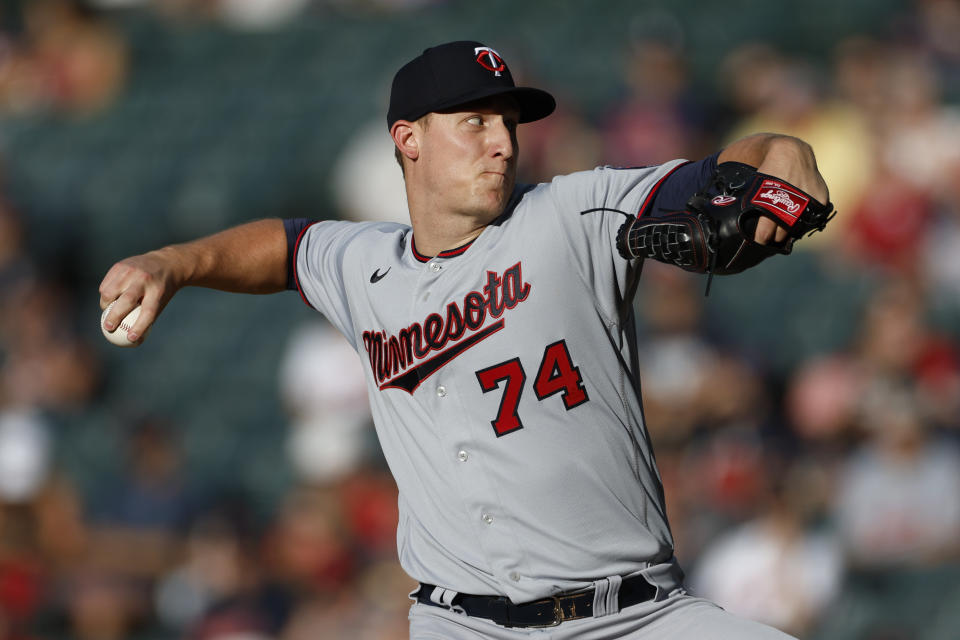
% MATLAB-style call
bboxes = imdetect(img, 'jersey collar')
[411,236,475,263]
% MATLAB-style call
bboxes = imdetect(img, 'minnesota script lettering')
[361,262,531,393]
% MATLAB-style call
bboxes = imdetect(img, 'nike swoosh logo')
[378,320,505,394]
[370,267,391,283]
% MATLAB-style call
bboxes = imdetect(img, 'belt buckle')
[523,595,565,628]
[542,596,565,628]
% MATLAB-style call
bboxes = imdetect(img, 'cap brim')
[408,85,556,124]
[510,87,557,123]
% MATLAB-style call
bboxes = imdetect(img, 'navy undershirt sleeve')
[648,152,720,218]
[283,218,313,290]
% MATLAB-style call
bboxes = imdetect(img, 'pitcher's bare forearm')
[99,219,288,342]
[162,218,289,293]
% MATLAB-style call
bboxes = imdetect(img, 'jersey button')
[482,513,494,525]
[457,450,468,462]
[509,572,521,582]
[429,262,442,272]
[436,385,447,397]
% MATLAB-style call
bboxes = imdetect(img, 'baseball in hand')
[100,301,149,347]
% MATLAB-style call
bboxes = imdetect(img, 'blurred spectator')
[270,474,408,640]
[785,355,862,445]
[876,48,960,199]
[922,155,960,305]
[601,38,710,165]
[856,281,960,428]
[636,263,715,445]
[666,354,777,563]
[262,484,354,598]
[0,411,50,505]
[279,561,411,640]
[0,474,85,639]
[62,569,146,640]
[0,169,100,415]
[331,120,410,224]
[913,0,960,108]
[0,0,127,116]
[339,470,399,562]
[842,163,933,275]
[278,322,373,483]
[278,322,368,419]
[835,381,960,567]
[832,37,890,127]
[691,458,842,637]
[84,417,190,581]
[723,43,874,244]
[828,28,960,296]
[0,282,100,412]
[157,498,289,639]
[30,474,87,571]
[914,0,960,63]
[0,503,46,639]
[517,101,602,184]
[91,417,190,532]
[787,279,960,446]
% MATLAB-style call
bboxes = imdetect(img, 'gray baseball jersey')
[293,160,687,604]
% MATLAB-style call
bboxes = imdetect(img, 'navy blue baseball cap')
[387,40,556,128]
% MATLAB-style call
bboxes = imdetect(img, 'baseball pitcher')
[100,41,832,639]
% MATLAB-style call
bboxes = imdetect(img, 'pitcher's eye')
[467,116,483,126]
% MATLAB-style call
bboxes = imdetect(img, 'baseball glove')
[616,161,835,278]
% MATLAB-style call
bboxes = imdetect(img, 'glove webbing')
[616,212,714,275]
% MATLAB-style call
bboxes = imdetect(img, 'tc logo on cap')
[474,46,505,76]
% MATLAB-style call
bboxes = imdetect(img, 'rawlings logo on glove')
[616,162,835,283]
[752,179,809,222]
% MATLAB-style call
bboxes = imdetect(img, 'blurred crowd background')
[0,0,958,638]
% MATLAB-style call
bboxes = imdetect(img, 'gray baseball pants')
[408,590,797,639]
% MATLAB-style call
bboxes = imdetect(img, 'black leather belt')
[415,575,658,628]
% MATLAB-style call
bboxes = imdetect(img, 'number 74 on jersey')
[475,339,589,437]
